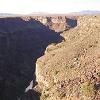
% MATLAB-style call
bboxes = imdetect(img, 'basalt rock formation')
[0,15,77,100]
[0,17,65,100]
[22,16,77,32]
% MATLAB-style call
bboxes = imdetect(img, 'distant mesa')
[0,10,100,17]
[79,10,100,14]
[0,13,21,17]
[29,11,100,16]
[69,10,100,15]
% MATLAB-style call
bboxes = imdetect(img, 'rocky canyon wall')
[21,16,77,32]
[0,16,77,100]
[0,16,64,100]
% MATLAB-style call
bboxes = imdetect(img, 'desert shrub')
[41,87,49,100]
[97,72,100,76]
[43,94,49,99]
[54,70,59,75]
[57,90,66,99]
[88,41,98,48]
[41,94,49,100]
[80,82,95,97]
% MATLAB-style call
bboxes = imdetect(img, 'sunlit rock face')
[22,16,77,32]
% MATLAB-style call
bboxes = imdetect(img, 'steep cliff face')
[21,16,77,32]
[0,15,77,100]
[36,15,100,100]
[0,17,64,100]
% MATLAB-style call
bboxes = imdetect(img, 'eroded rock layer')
[22,16,77,32]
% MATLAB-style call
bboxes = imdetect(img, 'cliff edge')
[36,15,100,100]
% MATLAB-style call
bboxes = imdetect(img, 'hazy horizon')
[0,0,100,14]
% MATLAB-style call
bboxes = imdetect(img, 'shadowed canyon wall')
[0,16,77,100]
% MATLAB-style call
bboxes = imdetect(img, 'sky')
[0,0,100,14]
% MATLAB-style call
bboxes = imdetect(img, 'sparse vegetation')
[34,15,100,100]
[80,82,95,97]
[54,70,59,75]
[97,72,100,76]
[42,94,49,99]
[41,87,50,100]
[57,90,66,99]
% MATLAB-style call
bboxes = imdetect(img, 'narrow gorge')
[0,16,77,100]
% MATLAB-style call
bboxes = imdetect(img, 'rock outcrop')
[21,16,77,32]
